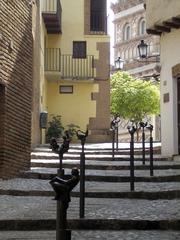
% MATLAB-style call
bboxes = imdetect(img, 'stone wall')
[0,0,33,179]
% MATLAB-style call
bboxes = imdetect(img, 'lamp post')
[137,39,160,62]
[114,57,124,70]
[137,40,148,59]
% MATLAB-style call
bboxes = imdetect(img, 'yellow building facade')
[33,0,111,144]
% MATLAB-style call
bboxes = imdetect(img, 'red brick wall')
[0,0,33,179]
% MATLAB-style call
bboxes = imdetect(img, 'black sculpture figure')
[50,168,79,208]
[76,129,88,145]
[59,131,71,156]
[50,137,59,153]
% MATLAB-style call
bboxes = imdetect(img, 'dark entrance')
[177,78,180,153]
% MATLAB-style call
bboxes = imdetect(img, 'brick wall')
[0,0,33,179]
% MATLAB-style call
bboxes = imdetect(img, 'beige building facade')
[146,0,180,157]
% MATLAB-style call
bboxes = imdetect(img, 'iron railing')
[45,49,94,79]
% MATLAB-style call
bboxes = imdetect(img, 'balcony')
[44,48,94,80]
[42,0,62,34]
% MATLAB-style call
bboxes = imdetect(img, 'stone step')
[1,189,180,200]
[25,167,180,177]
[30,160,180,170]
[0,219,180,231]
[0,196,180,230]
[0,230,180,240]
[22,171,180,182]
[32,148,161,155]
[0,178,180,199]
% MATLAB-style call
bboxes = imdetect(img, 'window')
[90,0,106,32]
[73,41,86,59]
[123,23,131,41]
[138,18,146,35]
[59,85,73,94]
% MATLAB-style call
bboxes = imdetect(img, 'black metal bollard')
[127,125,136,191]
[110,119,116,160]
[139,122,147,165]
[110,116,120,154]
[147,124,154,177]
[76,129,88,218]
[49,168,80,240]
[115,117,120,151]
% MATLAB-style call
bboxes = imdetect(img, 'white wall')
[160,29,180,157]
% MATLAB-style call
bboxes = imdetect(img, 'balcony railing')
[42,0,62,34]
[45,49,94,80]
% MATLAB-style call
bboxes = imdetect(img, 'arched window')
[138,18,146,35]
[123,23,131,41]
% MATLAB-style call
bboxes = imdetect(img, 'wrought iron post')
[127,125,136,191]
[76,129,88,218]
[50,168,79,240]
[110,119,115,160]
[147,124,154,177]
[115,116,120,151]
[139,122,147,165]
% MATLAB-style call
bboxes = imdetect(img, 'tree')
[110,71,160,130]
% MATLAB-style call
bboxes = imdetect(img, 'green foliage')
[110,71,160,123]
[46,115,64,142]
[65,123,80,140]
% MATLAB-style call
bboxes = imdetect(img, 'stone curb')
[0,219,179,231]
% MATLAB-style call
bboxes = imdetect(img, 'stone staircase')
[0,143,180,239]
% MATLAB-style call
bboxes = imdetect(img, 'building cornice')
[114,3,144,21]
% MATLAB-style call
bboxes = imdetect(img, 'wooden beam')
[172,17,180,24]
[163,21,180,29]
[154,24,171,33]
[146,28,162,36]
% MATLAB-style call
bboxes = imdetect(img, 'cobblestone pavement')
[0,195,180,220]
[0,230,180,240]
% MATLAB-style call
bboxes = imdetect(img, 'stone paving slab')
[0,196,180,221]
[0,230,180,240]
